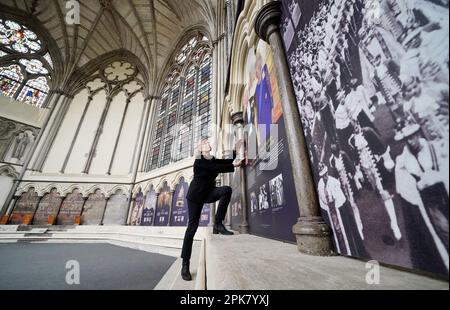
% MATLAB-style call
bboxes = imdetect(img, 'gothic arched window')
[148,34,212,170]
[0,18,53,107]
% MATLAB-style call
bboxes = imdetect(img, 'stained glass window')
[148,34,212,171]
[160,77,181,167]
[0,65,23,97]
[17,77,49,107]
[19,59,49,75]
[150,88,170,170]
[0,18,52,107]
[176,37,199,65]
[176,66,196,161]
[194,54,212,144]
[0,19,41,54]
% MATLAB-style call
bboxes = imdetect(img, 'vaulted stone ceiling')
[0,0,217,91]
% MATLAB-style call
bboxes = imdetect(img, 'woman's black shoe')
[181,260,192,281]
[213,223,234,235]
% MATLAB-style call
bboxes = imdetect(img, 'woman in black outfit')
[181,139,244,281]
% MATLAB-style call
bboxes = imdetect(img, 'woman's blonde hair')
[195,138,209,158]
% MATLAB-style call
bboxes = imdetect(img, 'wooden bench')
[48,215,56,225]
[23,214,33,225]
[0,215,9,225]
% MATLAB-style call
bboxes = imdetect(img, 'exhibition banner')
[280,0,449,275]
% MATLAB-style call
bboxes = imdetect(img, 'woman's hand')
[233,159,245,167]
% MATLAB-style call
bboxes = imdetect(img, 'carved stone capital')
[231,111,244,126]
[254,1,282,43]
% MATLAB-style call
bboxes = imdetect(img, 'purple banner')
[170,177,189,226]
[141,186,156,226]
[129,192,145,226]
[154,182,171,226]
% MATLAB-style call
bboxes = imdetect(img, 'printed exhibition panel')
[141,186,156,226]
[33,188,62,225]
[199,203,211,227]
[170,177,189,226]
[57,189,85,225]
[129,191,145,226]
[81,189,107,225]
[280,0,449,275]
[241,40,300,243]
[10,188,40,224]
[154,182,171,226]
[168,177,211,227]
[102,190,128,225]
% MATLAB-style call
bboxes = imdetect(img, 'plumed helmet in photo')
[394,123,421,141]
[319,163,329,177]
[350,78,359,86]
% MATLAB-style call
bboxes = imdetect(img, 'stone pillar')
[231,112,249,234]
[141,98,158,172]
[5,197,16,217]
[127,97,153,223]
[255,1,333,256]
[32,93,70,172]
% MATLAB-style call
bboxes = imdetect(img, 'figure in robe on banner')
[318,162,352,256]
[254,54,274,146]
[394,122,449,274]
[329,143,364,241]
[348,123,401,241]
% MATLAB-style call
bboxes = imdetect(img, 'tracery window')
[0,18,53,107]
[148,33,212,170]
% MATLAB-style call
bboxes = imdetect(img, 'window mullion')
[158,96,171,168]
[171,76,186,162]
[191,66,200,157]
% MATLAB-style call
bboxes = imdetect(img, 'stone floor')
[0,243,176,290]
[205,234,449,290]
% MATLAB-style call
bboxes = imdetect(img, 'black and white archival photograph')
[259,184,270,211]
[269,174,285,208]
[281,0,449,276]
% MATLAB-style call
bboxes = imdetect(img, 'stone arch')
[156,179,171,193]
[106,185,129,199]
[155,26,214,95]
[65,49,149,98]
[15,183,40,196]
[0,165,19,179]
[85,185,107,198]
[62,185,83,197]
[40,184,63,196]
[171,171,188,189]
[132,186,144,199]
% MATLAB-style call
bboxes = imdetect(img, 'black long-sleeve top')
[186,151,237,203]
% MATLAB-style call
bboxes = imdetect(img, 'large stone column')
[231,112,249,234]
[125,96,153,223]
[255,1,333,255]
